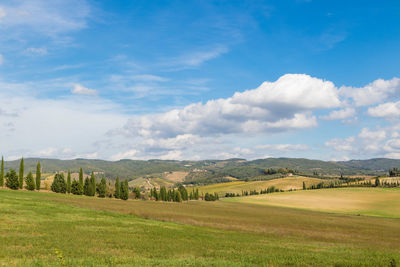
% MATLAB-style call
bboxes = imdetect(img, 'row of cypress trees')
[150,185,199,202]
[0,157,41,191]
[51,170,129,200]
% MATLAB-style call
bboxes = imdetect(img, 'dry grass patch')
[225,187,400,218]
[197,176,324,196]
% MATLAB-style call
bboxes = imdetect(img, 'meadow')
[196,176,324,196]
[224,187,400,218]
[1,188,400,266]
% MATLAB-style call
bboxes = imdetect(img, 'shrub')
[120,180,129,200]
[25,172,35,191]
[51,173,67,193]
[97,178,107,198]
[6,169,19,190]
[71,180,81,195]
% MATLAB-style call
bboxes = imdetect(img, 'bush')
[25,172,35,191]
[51,173,67,193]
[71,180,81,195]
[97,178,107,198]
[120,180,129,200]
[6,169,19,190]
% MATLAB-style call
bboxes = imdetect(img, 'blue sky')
[0,0,400,161]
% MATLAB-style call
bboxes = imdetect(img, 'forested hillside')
[2,157,400,182]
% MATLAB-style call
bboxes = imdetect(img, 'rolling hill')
[1,157,400,183]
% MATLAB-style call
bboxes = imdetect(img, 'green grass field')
[196,176,325,196]
[1,188,400,266]
[224,187,400,218]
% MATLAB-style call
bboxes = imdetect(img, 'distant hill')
[2,157,400,183]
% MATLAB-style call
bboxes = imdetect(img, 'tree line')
[0,157,41,191]
[149,185,200,202]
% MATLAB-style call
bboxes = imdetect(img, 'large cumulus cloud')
[119,74,341,140]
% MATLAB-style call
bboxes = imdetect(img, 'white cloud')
[321,108,355,120]
[119,74,339,140]
[25,47,48,55]
[0,0,90,36]
[233,74,340,109]
[340,78,400,106]
[131,74,168,82]
[368,100,400,118]
[325,126,400,158]
[0,7,6,21]
[0,81,127,160]
[159,150,183,160]
[163,45,228,69]
[0,54,3,65]
[71,84,97,95]
[255,144,309,151]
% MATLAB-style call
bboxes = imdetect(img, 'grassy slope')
[196,176,324,196]
[1,189,400,266]
[224,187,400,218]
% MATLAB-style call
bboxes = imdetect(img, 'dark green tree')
[0,156,4,187]
[89,172,96,196]
[120,180,129,200]
[178,185,188,201]
[114,177,120,199]
[97,177,107,198]
[6,169,19,190]
[132,187,141,199]
[66,170,71,193]
[25,172,35,191]
[78,168,84,195]
[71,180,80,195]
[375,178,381,187]
[35,162,41,190]
[194,188,199,200]
[83,177,90,196]
[19,158,24,189]
[303,181,306,190]
[174,190,182,202]
[51,173,67,193]
[160,186,167,201]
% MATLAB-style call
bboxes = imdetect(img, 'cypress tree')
[98,177,107,198]
[375,178,381,187]
[35,162,41,190]
[6,169,19,190]
[178,185,188,201]
[25,172,35,191]
[19,158,24,189]
[133,187,141,199]
[160,186,167,201]
[83,177,90,196]
[71,180,80,195]
[114,177,120,199]
[90,172,96,196]
[66,170,71,194]
[303,181,306,190]
[174,191,182,202]
[78,168,84,195]
[0,156,4,187]
[51,173,67,193]
[120,180,129,200]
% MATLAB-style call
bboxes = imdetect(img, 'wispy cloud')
[161,45,229,70]
[24,47,48,55]
[71,84,97,96]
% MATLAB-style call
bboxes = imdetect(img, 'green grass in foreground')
[0,189,399,266]
[224,187,400,218]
